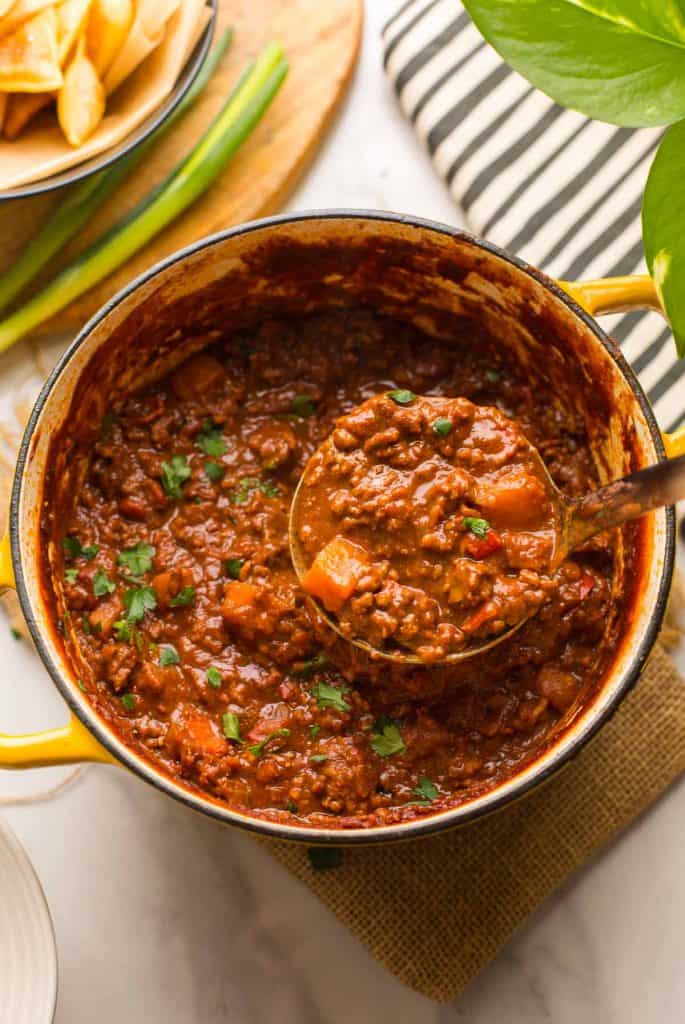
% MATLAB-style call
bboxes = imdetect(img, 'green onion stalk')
[0,42,287,353]
[0,29,234,315]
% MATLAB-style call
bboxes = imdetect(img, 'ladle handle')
[564,454,685,554]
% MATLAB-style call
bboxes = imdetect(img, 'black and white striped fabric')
[383,0,684,432]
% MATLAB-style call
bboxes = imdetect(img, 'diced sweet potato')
[301,537,369,613]
[221,582,259,623]
[170,353,224,401]
[478,470,548,529]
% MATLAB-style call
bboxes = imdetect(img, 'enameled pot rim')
[9,210,675,845]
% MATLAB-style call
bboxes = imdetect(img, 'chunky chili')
[295,392,559,661]
[49,309,630,829]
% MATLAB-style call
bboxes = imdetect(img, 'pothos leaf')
[462,0,685,127]
[643,120,685,357]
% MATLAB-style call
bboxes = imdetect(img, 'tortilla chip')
[86,0,131,77]
[0,8,62,92]
[56,0,92,65]
[3,89,52,137]
[0,0,53,41]
[103,0,179,94]
[57,33,103,145]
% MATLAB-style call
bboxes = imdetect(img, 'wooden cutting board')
[0,0,363,337]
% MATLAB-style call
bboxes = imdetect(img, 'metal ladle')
[289,432,685,666]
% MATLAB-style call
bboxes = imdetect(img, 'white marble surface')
[2,3,685,1020]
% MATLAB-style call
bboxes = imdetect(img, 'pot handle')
[559,274,685,459]
[0,532,116,769]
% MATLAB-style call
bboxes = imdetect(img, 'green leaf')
[308,724,321,740]
[432,417,452,437]
[388,389,416,405]
[370,717,406,757]
[65,568,78,584]
[222,711,242,742]
[462,0,685,127]
[118,542,155,576]
[312,681,350,713]
[113,619,132,643]
[292,393,317,418]
[293,652,328,679]
[121,693,136,711]
[93,568,116,598]
[204,460,225,482]
[159,644,180,666]
[170,586,196,608]
[63,536,98,560]
[411,775,439,805]
[230,475,280,504]
[308,847,343,871]
[197,420,227,457]
[225,558,244,579]
[309,754,328,764]
[643,121,685,356]
[248,727,290,759]
[463,516,490,539]
[124,586,157,623]
[207,666,222,688]
[161,455,191,499]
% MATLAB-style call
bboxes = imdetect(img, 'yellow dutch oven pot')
[0,212,680,844]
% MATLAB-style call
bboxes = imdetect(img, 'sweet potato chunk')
[301,537,369,614]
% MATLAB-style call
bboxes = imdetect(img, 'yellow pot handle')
[0,531,116,769]
[559,274,685,459]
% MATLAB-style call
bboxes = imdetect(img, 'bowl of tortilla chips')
[0,0,216,197]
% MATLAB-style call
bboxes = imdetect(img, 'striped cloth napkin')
[382,0,683,433]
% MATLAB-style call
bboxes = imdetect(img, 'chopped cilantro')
[312,681,350,713]
[308,724,321,740]
[485,368,500,383]
[388,389,416,405]
[196,421,227,457]
[432,417,453,437]
[117,542,155,577]
[159,644,180,667]
[248,727,290,759]
[286,800,298,814]
[63,536,98,561]
[292,394,317,418]
[207,666,222,688]
[222,711,242,743]
[124,586,157,623]
[308,847,343,871]
[82,616,92,635]
[411,776,439,805]
[121,693,136,711]
[230,476,280,504]
[10,627,21,641]
[113,620,131,643]
[309,754,328,764]
[170,586,195,608]
[161,455,191,499]
[93,568,116,598]
[463,516,490,539]
[65,568,78,584]
[204,460,224,482]
[225,558,244,579]
[294,653,328,679]
[77,678,86,692]
[370,717,406,757]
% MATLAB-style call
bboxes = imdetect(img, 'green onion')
[0,42,288,353]
[0,30,234,315]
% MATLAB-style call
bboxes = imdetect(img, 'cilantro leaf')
[308,847,343,871]
[294,653,328,679]
[370,717,406,757]
[117,542,155,577]
[197,421,227,458]
[159,644,180,667]
[207,666,222,688]
[63,536,99,561]
[411,775,439,805]
[222,711,242,742]
[113,620,131,643]
[93,568,116,598]
[170,586,195,608]
[225,558,244,579]
[248,727,290,759]
[204,460,225,482]
[388,389,416,405]
[161,455,191,499]
[121,693,136,711]
[124,586,157,623]
[65,568,78,584]
[292,394,317,418]
[312,681,350,713]
[309,754,328,764]
[463,516,490,539]
[308,724,321,740]
[230,476,280,505]
[432,417,453,437]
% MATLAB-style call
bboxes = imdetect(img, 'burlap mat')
[261,644,685,1002]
